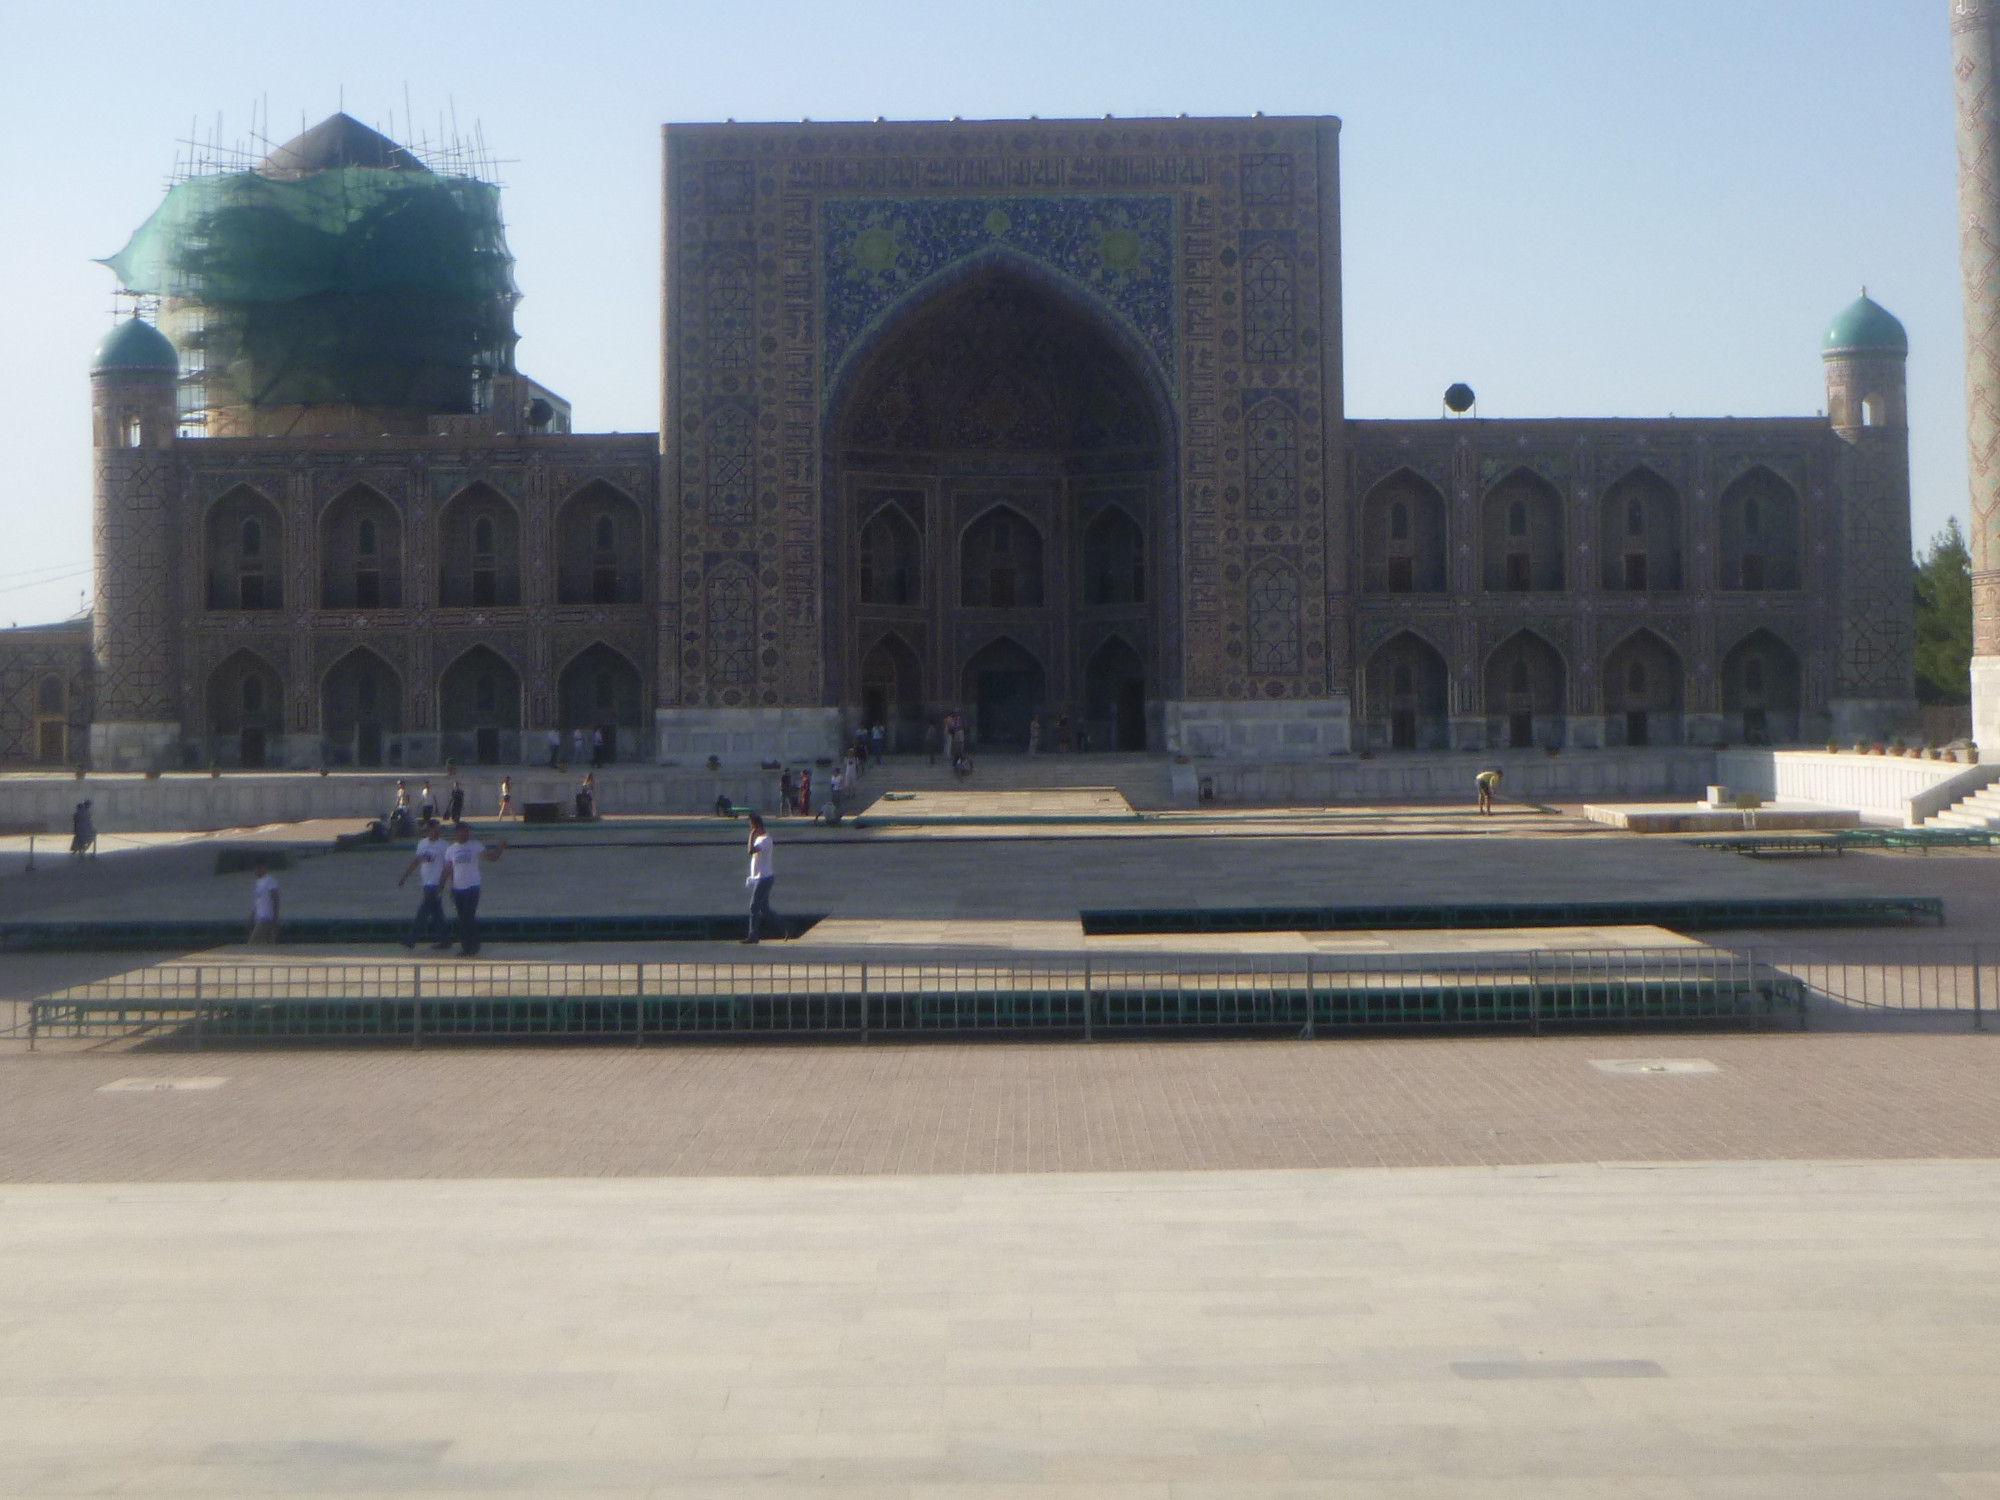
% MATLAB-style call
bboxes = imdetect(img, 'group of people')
[543,726,609,769]
[390,778,466,837]
[1025,713,1086,755]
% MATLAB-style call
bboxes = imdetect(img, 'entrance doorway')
[1391,709,1417,750]
[1508,712,1534,749]
[240,727,267,768]
[357,722,384,767]
[1625,710,1649,747]
[476,726,500,765]
[1084,637,1146,752]
[964,638,1043,750]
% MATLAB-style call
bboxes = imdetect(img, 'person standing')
[446,779,465,825]
[797,768,812,818]
[418,780,437,823]
[924,721,940,767]
[1475,767,1502,815]
[571,726,586,765]
[779,768,795,816]
[69,799,95,858]
[576,771,596,821]
[546,727,561,767]
[397,818,452,949]
[497,775,515,819]
[742,813,777,943]
[443,821,506,957]
[1028,715,1041,756]
[591,727,605,768]
[246,857,280,947]
[870,722,885,765]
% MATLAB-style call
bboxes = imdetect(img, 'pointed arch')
[858,500,923,606]
[1483,629,1567,748]
[319,484,403,609]
[859,630,925,752]
[556,479,646,604]
[1599,467,1682,592]
[558,642,645,761]
[437,482,522,606]
[205,484,284,611]
[961,634,1046,750]
[1362,467,1448,594]
[960,504,1045,608]
[1482,468,1565,592]
[438,644,523,765]
[1364,630,1450,751]
[1601,628,1684,747]
[1084,633,1148,751]
[1082,504,1147,606]
[1719,465,1801,591]
[1721,628,1803,745]
[206,648,284,767]
[321,647,403,766]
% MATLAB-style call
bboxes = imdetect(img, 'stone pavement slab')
[0,1160,1995,1496]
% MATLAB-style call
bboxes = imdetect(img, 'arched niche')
[827,256,1176,723]
[962,636,1045,750]
[1361,471,1448,594]
[205,486,284,611]
[206,649,283,767]
[1482,469,1565,592]
[1082,505,1147,607]
[857,501,923,607]
[1084,634,1147,751]
[558,643,645,762]
[321,648,403,767]
[1718,467,1802,591]
[556,481,646,605]
[1484,630,1567,748]
[1601,629,1684,747]
[437,484,523,607]
[960,504,1045,609]
[1599,469,1682,592]
[1721,629,1802,744]
[1364,632,1450,751]
[859,632,925,752]
[320,485,403,609]
[438,645,522,765]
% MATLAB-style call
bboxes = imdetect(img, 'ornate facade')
[0,112,1917,769]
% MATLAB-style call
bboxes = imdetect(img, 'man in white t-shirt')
[742,814,777,943]
[396,818,452,949]
[442,821,506,957]
[247,858,280,947]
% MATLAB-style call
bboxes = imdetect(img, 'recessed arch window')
[961,506,1045,608]
[207,489,283,611]
[556,482,645,605]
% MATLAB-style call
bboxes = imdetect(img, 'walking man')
[497,775,516,819]
[397,818,452,949]
[779,768,795,816]
[742,813,777,943]
[546,727,561,767]
[1475,767,1502,816]
[246,857,280,947]
[443,821,506,957]
[445,778,466,825]
[591,727,605,768]
[69,799,95,858]
[924,721,940,766]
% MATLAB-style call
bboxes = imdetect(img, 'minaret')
[87,319,183,769]
[1951,1,2000,746]
[1822,291,1917,742]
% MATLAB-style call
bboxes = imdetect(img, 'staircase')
[1927,781,2000,829]
[849,752,1185,810]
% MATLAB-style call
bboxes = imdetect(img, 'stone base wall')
[88,721,180,773]
[1714,747,1984,825]
[655,708,846,767]
[1163,699,1352,760]
[1179,746,1716,806]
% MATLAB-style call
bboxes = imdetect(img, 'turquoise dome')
[90,319,178,374]
[1823,292,1908,357]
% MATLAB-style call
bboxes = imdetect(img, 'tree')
[1913,518,1972,705]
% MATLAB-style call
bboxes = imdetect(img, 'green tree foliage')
[1913,518,1972,705]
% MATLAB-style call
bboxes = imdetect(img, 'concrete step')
[837,753,1184,809]
[1927,783,2000,828]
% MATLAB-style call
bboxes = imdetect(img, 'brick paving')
[2,1030,1996,1183]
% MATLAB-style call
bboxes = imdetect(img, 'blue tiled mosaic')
[822,195,1175,396]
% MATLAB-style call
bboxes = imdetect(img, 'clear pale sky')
[0,0,1963,625]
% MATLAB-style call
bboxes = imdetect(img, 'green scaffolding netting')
[103,166,519,412]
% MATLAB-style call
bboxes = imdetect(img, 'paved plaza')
[2,794,1998,1494]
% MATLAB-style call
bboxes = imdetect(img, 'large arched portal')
[829,264,1171,748]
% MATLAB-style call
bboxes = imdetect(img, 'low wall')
[0,766,788,834]
[1186,747,1719,806]
[1713,749,1985,826]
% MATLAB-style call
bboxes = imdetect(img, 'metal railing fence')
[28,946,1800,1047]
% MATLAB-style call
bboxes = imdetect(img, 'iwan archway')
[826,257,1175,750]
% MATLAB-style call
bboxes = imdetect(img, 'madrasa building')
[0,112,1917,771]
